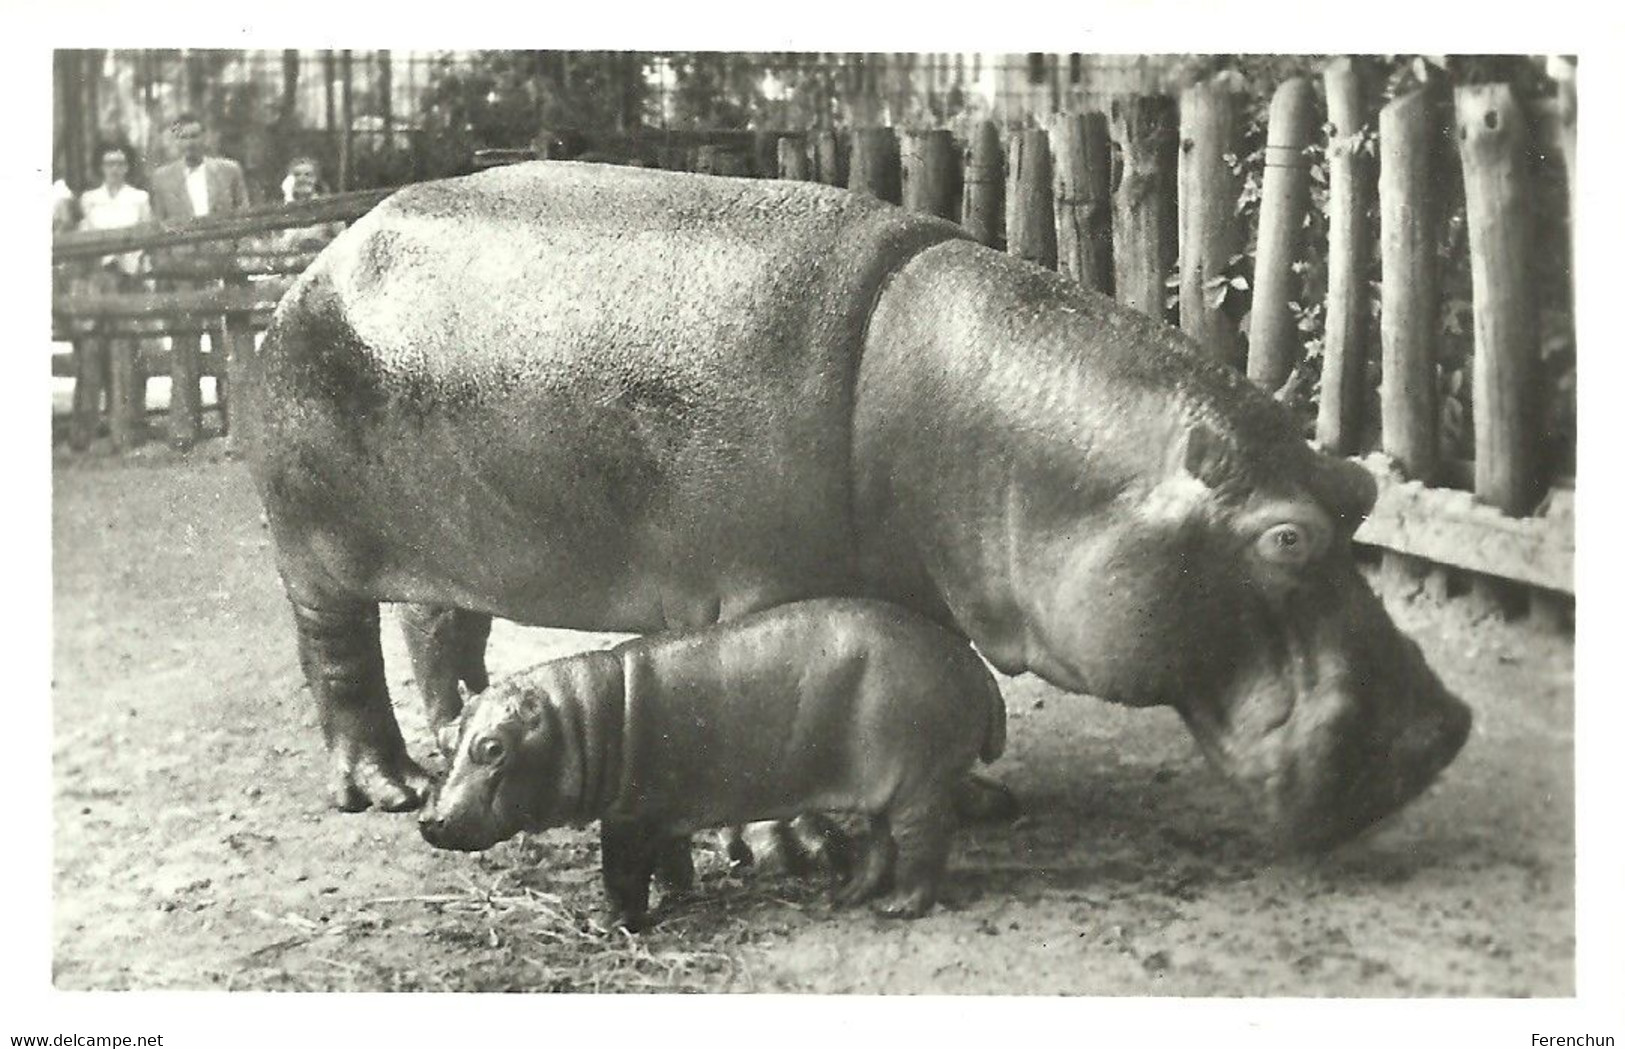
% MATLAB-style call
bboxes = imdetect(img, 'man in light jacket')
[148,113,251,449]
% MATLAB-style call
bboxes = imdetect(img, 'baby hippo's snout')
[417,785,507,853]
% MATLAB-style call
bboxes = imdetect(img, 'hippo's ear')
[1164,420,1227,487]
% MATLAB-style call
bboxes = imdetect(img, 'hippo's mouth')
[1281,690,1473,852]
[418,811,505,852]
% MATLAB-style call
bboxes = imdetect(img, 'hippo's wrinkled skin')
[235,162,1469,849]
[420,598,1007,926]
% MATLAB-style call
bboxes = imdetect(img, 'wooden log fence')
[1048,112,1112,292]
[1247,78,1317,390]
[1316,58,1374,456]
[1177,75,1245,367]
[52,65,1576,616]
[1110,96,1178,322]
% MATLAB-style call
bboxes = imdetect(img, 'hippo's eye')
[1256,522,1314,567]
[470,735,506,765]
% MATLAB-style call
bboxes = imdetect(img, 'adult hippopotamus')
[235,161,1470,850]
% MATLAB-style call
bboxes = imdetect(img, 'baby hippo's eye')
[470,735,506,765]
[1256,522,1314,567]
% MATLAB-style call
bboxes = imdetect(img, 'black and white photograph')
[9,1,1623,1043]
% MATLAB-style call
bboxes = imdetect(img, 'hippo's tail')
[974,657,1007,764]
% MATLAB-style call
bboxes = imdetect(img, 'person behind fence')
[68,141,153,449]
[148,113,251,449]
[275,155,345,251]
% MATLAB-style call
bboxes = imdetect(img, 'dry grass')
[210,833,838,993]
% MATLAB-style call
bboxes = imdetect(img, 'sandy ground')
[51,434,1574,994]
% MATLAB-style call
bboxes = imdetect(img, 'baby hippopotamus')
[419,598,1006,927]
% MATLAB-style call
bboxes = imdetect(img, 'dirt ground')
[51,433,1575,995]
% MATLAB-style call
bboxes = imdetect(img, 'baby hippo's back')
[614,598,1005,833]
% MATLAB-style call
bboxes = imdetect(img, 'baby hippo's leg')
[832,817,895,908]
[600,821,661,932]
[872,792,954,919]
[654,835,695,899]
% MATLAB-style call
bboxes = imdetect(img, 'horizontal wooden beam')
[52,281,291,318]
[52,189,394,262]
[51,346,233,379]
[1351,454,1573,594]
[145,252,323,279]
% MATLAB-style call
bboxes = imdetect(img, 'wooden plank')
[52,190,394,262]
[53,282,291,318]
[53,345,243,379]
[145,253,322,279]
[1351,454,1573,594]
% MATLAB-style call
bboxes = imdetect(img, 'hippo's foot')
[727,815,853,881]
[601,820,660,932]
[871,884,936,920]
[953,772,1020,823]
[831,819,895,908]
[654,835,696,899]
[288,591,429,813]
[868,798,950,919]
[328,748,433,813]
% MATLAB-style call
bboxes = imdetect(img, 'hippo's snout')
[1396,688,1472,803]
[417,787,505,852]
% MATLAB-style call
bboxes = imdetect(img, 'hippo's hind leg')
[953,771,1021,823]
[401,603,493,747]
[654,835,695,898]
[871,791,953,919]
[286,586,433,812]
[832,816,895,908]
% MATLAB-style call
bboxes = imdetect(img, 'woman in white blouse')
[72,142,153,445]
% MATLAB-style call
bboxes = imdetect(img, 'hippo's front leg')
[400,603,493,748]
[287,588,432,812]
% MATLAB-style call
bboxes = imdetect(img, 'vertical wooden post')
[378,49,394,162]
[68,336,105,452]
[695,145,720,175]
[961,120,1004,248]
[1378,88,1441,485]
[1246,78,1316,390]
[1050,111,1113,292]
[339,49,354,191]
[1457,84,1541,517]
[1110,95,1177,321]
[222,298,255,442]
[778,136,812,181]
[1005,128,1057,268]
[107,336,140,450]
[847,127,901,204]
[322,50,337,149]
[1316,57,1375,455]
[812,129,844,187]
[1177,75,1245,367]
[900,129,959,220]
[168,317,203,450]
